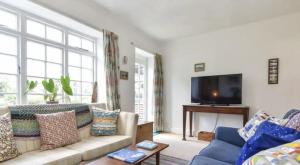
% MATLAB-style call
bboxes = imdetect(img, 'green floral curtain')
[154,54,164,132]
[104,30,120,110]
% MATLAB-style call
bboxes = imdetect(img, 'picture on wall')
[268,58,279,84]
[120,71,129,80]
[195,63,205,72]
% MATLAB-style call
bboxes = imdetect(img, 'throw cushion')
[238,111,270,141]
[91,108,120,136]
[242,139,300,165]
[285,113,300,131]
[0,113,19,162]
[9,104,92,138]
[36,111,80,150]
[236,121,300,165]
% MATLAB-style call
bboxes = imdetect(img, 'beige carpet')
[153,133,209,161]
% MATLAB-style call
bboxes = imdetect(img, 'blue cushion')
[236,121,300,165]
[91,109,120,136]
[190,155,232,165]
[199,139,241,164]
[215,127,245,147]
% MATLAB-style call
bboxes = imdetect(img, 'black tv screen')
[191,74,242,105]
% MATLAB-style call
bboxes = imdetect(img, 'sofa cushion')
[199,139,241,164]
[66,135,132,160]
[0,113,19,162]
[1,147,81,165]
[91,108,120,136]
[190,155,232,165]
[36,111,80,150]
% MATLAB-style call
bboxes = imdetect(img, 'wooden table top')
[87,142,169,165]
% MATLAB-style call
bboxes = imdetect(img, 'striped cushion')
[9,104,92,138]
[91,109,120,136]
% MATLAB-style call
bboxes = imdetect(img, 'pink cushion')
[36,111,80,150]
[285,113,300,131]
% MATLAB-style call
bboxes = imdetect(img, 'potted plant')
[42,79,59,104]
[25,80,37,94]
[60,76,73,103]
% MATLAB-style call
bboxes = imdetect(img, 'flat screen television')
[191,74,242,105]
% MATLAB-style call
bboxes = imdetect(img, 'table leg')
[156,152,160,165]
[189,111,193,137]
[243,111,249,126]
[183,108,186,140]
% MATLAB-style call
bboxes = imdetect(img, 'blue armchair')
[190,127,245,165]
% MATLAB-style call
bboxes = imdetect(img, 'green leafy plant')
[60,76,73,103]
[42,79,58,102]
[25,80,37,94]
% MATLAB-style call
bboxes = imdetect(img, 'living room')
[0,0,299,165]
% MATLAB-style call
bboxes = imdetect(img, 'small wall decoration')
[120,71,129,80]
[122,56,128,65]
[268,58,279,84]
[195,63,205,72]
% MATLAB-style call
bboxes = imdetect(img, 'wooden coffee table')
[87,142,169,165]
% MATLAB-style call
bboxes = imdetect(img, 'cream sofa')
[0,104,138,165]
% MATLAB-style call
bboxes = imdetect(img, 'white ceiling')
[93,0,300,42]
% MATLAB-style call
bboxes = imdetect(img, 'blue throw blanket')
[236,121,300,165]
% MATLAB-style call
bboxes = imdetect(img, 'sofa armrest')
[215,126,245,147]
[117,112,139,144]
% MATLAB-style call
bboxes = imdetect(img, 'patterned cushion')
[36,111,80,150]
[91,108,120,136]
[0,113,19,162]
[238,111,270,141]
[9,104,92,138]
[286,113,300,131]
[242,139,300,165]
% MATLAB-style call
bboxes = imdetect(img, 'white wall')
[162,12,300,134]
[28,0,161,113]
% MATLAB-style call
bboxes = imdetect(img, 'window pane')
[82,82,92,95]
[46,26,63,43]
[68,52,81,67]
[47,46,62,64]
[70,81,81,95]
[47,63,62,79]
[27,41,45,60]
[70,96,81,103]
[68,34,80,48]
[82,69,93,82]
[27,19,45,38]
[27,95,44,104]
[68,67,81,81]
[82,55,93,69]
[82,96,91,103]
[0,54,17,74]
[27,77,44,94]
[82,39,93,52]
[0,74,17,93]
[0,33,17,55]
[0,94,16,106]
[0,9,17,30]
[27,59,45,77]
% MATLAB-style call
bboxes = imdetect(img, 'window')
[0,4,100,106]
[135,62,147,121]
[135,48,155,122]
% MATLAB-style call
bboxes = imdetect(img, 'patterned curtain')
[154,54,164,132]
[104,30,120,110]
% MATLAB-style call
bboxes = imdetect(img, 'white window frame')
[0,3,99,105]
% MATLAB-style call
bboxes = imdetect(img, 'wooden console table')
[182,104,249,140]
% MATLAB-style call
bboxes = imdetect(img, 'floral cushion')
[0,113,19,162]
[238,111,270,141]
[285,113,300,131]
[36,111,80,150]
[91,108,120,136]
[242,139,300,165]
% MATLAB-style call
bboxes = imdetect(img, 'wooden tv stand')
[182,104,249,141]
